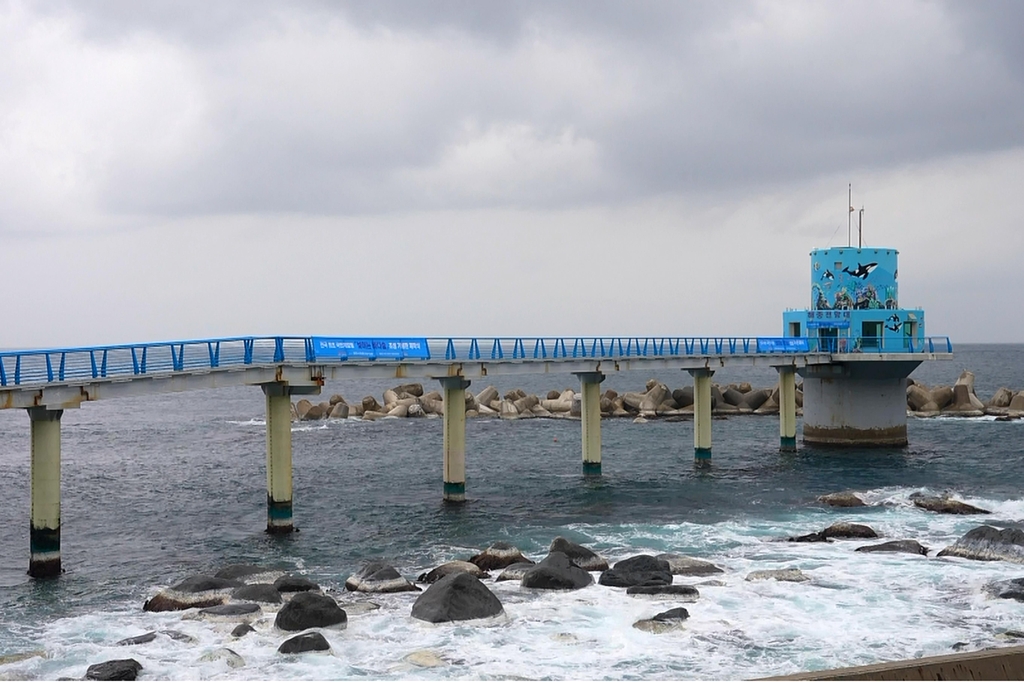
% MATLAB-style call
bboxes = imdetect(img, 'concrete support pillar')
[29,407,63,578]
[440,377,470,502]
[778,366,798,452]
[263,383,294,534]
[690,369,714,466]
[576,372,605,475]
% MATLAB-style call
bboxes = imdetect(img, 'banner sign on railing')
[311,337,431,361]
[757,337,811,353]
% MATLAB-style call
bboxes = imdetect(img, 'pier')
[1,332,951,578]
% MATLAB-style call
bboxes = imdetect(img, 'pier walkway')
[0,334,952,577]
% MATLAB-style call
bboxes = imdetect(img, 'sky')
[1,0,1022,348]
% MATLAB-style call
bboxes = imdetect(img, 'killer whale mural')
[811,248,897,311]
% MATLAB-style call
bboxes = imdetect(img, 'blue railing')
[0,335,953,389]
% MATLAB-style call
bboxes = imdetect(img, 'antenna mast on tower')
[847,184,853,247]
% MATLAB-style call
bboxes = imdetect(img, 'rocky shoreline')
[65,500,1024,679]
[289,370,1024,423]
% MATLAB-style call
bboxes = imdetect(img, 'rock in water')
[746,568,810,583]
[231,624,255,638]
[274,592,348,631]
[821,522,878,539]
[912,495,990,515]
[417,560,490,584]
[521,552,594,590]
[983,577,1024,601]
[278,632,331,655]
[495,562,537,582]
[196,602,262,623]
[855,540,929,555]
[626,584,700,601]
[198,648,245,668]
[816,492,867,508]
[85,659,142,681]
[598,555,673,588]
[633,607,690,634]
[215,564,285,584]
[654,554,724,576]
[469,542,535,571]
[231,583,282,604]
[273,575,320,593]
[548,537,609,571]
[411,572,505,623]
[937,526,1024,563]
[143,575,241,612]
[345,562,420,593]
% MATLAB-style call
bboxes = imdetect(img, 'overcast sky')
[2,0,1022,348]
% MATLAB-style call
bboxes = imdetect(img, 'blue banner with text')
[756,337,810,353]
[311,337,431,361]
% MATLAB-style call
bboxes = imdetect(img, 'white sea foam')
[7,500,1024,680]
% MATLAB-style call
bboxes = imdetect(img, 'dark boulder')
[411,572,505,623]
[417,560,489,584]
[274,591,347,631]
[278,632,331,655]
[345,562,420,593]
[521,552,594,590]
[469,542,535,571]
[115,632,157,646]
[626,584,700,601]
[788,531,830,543]
[855,540,929,555]
[231,623,256,638]
[197,602,262,621]
[143,575,242,612]
[232,583,282,604]
[654,554,724,576]
[495,562,536,582]
[215,564,283,583]
[85,659,142,681]
[912,495,990,515]
[273,575,320,593]
[633,607,689,633]
[548,537,609,571]
[984,577,1024,601]
[822,522,878,539]
[938,526,1024,563]
[598,555,672,588]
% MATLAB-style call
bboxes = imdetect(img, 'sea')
[0,343,1022,680]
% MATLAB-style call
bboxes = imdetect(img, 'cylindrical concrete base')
[802,375,909,447]
[29,407,63,578]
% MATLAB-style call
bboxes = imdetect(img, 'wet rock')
[548,537,609,571]
[273,575,320,593]
[855,540,929,555]
[654,554,724,576]
[417,560,490,584]
[335,601,380,616]
[196,602,262,622]
[626,584,700,601]
[469,542,535,571]
[115,632,158,646]
[983,577,1024,601]
[598,555,672,588]
[788,531,831,543]
[411,572,505,623]
[85,659,142,681]
[912,494,990,515]
[822,522,878,539]
[231,624,255,638]
[143,575,242,612]
[198,647,245,668]
[817,491,867,508]
[521,552,594,590]
[274,591,347,631]
[345,562,420,593]
[278,632,331,655]
[495,562,537,582]
[937,526,1024,563]
[632,607,689,634]
[231,583,282,604]
[746,568,810,583]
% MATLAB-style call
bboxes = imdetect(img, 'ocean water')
[0,344,1022,679]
